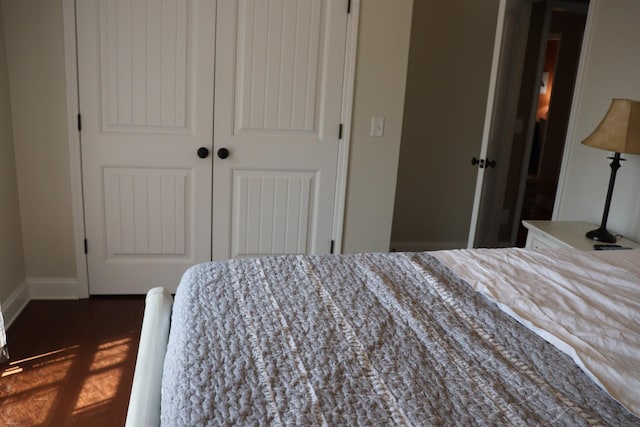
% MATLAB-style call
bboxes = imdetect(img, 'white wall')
[342,0,414,253]
[2,0,76,279]
[556,0,640,242]
[0,4,25,303]
[0,1,414,290]
[7,0,637,292]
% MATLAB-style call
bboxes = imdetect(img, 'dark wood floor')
[0,297,145,426]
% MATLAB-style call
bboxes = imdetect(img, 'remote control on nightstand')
[593,244,632,250]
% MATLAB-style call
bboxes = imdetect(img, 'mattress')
[160,250,640,425]
[433,247,640,415]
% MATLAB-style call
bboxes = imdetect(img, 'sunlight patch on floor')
[72,337,132,414]
[0,346,78,425]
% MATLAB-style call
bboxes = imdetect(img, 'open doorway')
[390,0,589,251]
[503,1,589,246]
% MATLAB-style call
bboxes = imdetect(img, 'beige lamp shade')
[581,98,640,154]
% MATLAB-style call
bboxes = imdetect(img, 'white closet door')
[212,0,349,259]
[77,0,215,293]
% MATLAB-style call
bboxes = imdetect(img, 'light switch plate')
[370,116,384,137]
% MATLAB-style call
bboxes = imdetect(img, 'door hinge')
[347,0,351,13]
[84,238,88,254]
[77,114,82,131]
[338,123,343,140]
[330,239,335,254]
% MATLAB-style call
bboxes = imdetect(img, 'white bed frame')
[125,287,173,427]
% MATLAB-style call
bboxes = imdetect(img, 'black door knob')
[217,148,230,159]
[471,157,485,168]
[197,147,209,159]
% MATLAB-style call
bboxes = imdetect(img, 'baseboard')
[2,280,30,328]
[28,277,79,300]
[390,240,467,252]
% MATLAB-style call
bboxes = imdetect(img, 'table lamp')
[581,98,640,243]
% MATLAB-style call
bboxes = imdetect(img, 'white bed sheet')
[432,248,640,416]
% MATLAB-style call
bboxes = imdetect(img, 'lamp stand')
[586,152,622,243]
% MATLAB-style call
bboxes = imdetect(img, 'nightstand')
[522,220,640,251]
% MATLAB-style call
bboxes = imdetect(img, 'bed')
[126,248,640,426]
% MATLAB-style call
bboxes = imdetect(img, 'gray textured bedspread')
[161,252,638,426]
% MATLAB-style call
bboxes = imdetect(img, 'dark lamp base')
[586,227,617,244]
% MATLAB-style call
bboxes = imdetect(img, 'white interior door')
[212,0,349,259]
[78,0,215,294]
[467,0,531,248]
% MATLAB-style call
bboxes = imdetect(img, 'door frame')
[551,0,597,220]
[62,0,361,297]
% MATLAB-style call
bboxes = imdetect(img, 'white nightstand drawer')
[528,234,553,250]
[525,230,570,250]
